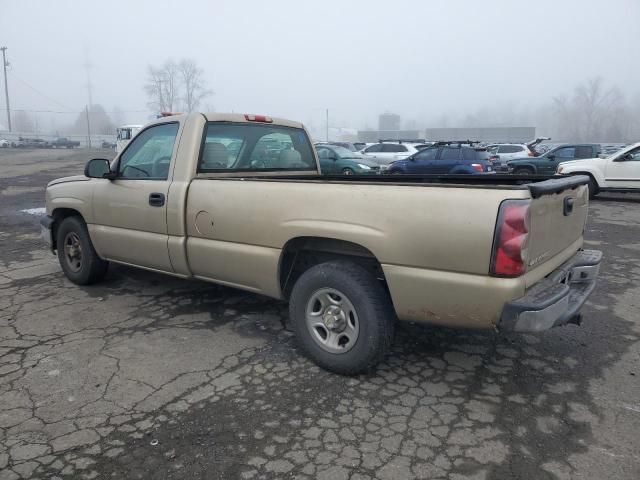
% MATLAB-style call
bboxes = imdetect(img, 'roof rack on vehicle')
[433,140,481,146]
[378,139,428,144]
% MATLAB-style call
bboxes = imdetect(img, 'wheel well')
[51,208,83,250]
[513,165,535,173]
[572,172,598,190]
[279,237,386,299]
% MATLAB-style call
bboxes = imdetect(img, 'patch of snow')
[21,207,46,215]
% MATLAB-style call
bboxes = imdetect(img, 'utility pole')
[326,108,329,142]
[1,46,11,132]
[85,105,92,148]
[83,49,93,148]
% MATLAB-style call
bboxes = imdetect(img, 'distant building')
[357,130,422,143]
[378,113,401,131]
[423,127,536,143]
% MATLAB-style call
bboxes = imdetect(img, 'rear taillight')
[471,163,484,172]
[244,114,273,123]
[490,200,531,277]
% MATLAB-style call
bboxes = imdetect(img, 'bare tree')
[573,77,623,141]
[145,60,180,112]
[178,59,212,112]
[145,58,212,113]
[71,104,115,135]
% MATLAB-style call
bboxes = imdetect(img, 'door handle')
[149,192,165,207]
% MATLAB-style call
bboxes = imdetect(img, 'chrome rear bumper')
[499,249,602,332]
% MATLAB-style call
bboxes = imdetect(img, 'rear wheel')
[56,216,109,285]
[289,260,395,375]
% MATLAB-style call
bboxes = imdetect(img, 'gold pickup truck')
[41,113,602,374]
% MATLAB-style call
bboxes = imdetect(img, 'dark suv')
[506,144,601,175]
[386,143,493,174]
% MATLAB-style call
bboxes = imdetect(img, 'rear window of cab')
[198,123,316,172]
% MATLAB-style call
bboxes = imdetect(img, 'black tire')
[342,168,354,175]
[587,177,598,199]
[289,260,395,375]
[56,216,109,285]
[513,167,534,175]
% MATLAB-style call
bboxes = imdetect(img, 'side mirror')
[85,158,113,179]
[547,154,555,160]
[614,154,630,162]
[329,155,338,161]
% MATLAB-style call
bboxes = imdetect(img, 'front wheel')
[341,168,354,175]
[289,260,395,375]
[56,216,109,285]
[513,167,534,175]
[588,177,599,199]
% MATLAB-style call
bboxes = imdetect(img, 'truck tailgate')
[525,176,589,279]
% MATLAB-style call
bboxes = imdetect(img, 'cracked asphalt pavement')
[1,148,639,479]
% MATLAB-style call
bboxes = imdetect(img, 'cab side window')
[118,123,179,180]
[553,147,576,159]
[575,146,594,158]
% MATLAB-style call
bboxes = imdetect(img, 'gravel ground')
[0,148,639,480]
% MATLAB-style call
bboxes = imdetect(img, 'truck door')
[605,146,640,189]
[89,122,180,272]
[545,146,575,174]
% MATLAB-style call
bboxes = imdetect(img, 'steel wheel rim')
[64,232,83,273]
[305,288,359,354]
[343,169,353,175]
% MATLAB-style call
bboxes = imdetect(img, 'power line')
[7,70,76,112]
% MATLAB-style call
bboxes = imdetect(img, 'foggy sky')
[2,0,639,131]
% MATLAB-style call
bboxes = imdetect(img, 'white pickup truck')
[557,142,640,198]
[41,112,602,374]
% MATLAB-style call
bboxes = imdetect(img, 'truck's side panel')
[188,237,282,295]
[185,179,527,276]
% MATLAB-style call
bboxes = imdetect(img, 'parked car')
[315,144,379,175]
[507,144,602,175]
[386,143,493,174]
[101,140,117,149]
[487,144,535,165]
[487,138,552,169]
[353,142,367,151]
[13,137,50,148]
[557,142,640,198]
[41,112,601,374]
[51,137,81,149]
[0,139,9,148]
[359,141,420,169]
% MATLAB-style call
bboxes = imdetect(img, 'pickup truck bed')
[41,112,602,374]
